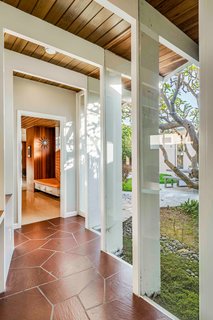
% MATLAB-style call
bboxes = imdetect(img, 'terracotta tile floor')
[0,216,171,320]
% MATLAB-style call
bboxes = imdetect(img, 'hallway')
[22,190,60,225]
[0,216,169,320]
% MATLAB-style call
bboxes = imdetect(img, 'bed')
[34,178,60,197]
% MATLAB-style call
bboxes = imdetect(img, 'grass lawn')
[122,207,199,320]
[122,173,178,192]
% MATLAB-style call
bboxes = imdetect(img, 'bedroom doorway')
[19,113,63,225]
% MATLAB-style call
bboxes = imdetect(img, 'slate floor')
[0,216,170,320]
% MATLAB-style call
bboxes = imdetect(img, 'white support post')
[0,26,5,293]
[104,68,123,253]
[200,1,213,319]
[77,92,88,220]
[0,27,4,210]
[136,28,160,295]
[86,78,101,231]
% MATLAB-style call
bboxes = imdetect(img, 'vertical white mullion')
[100,65,106,251]
[75,92,81,216]
[0,26,4,210]
[132,1,160,296]
[131,18,141,295]
[0,26,5,293]
[199,1,213,319]
[84,87,89,229]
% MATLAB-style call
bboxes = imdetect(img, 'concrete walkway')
[122,186,199,221]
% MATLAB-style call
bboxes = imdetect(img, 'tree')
[122,103,132,182]
[160,65,199,189]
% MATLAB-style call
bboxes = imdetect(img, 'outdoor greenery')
[122,173,179,191]
[122,124,132,164]
[122,103,132,182]
[159,173,177,184]
[122,204,199,320]
[155,252,199,320]
[122,178,132,192]
[160,65,199,189]
[180,199,199,218]
[121,64,200,319]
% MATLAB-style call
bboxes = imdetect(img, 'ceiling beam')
[5,49,87,91]
[105,50,131,77]
[140,0,199,65]
[0,1,105,67]
[96,0,199,64]
[94,0,138,22]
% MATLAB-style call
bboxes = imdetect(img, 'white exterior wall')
[13,77,77,220]
[159,133,195,174]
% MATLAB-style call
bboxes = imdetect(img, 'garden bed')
[121,206,199,320]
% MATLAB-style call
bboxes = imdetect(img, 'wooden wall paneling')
[21,141,26,177]
[26,127,35,191]
[55,150,60,181]
[34,126,55,180]
[26,126,56,190]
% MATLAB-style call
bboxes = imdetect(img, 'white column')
[0,26,5,293]
[104,68,122,253]
[200,1,213,319]
[132,26,160,295]
[0,28,4,210]
[86,78,101,231]
[77,92,88,218]
[3,65,14,282]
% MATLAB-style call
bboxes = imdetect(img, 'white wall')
[13,76,77,221]
[159,133,195,174]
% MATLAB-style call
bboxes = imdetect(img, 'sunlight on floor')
[22,190,60,225]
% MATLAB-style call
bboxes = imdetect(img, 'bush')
[180,199,199,218]
[159,173,177,184]
[122,178,132,191]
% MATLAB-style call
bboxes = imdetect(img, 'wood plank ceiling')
[1,0,131,60]
[2,0,193,84]
[146,0,198,43]
[21,116,60,129]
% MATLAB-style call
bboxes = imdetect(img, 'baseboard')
[78,211,85,218]
[63,211,77,218]
[13,223,21,230]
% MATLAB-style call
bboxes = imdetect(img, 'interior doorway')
[19,114,62,225]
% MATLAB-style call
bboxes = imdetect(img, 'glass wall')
[104,69,133,263]
[105,68,123,254]
[153,64,199,320]
[138,3,199,318]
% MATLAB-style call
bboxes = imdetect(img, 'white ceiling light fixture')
[45,47,57,55]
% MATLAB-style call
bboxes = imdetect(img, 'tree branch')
[159,122,182,131]
[160,144,199,190]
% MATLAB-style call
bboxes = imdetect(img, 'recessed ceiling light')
[45,47,56,55]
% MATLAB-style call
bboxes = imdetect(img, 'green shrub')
[159,173,177,184]
[180,199,199,218]
[122,178,132,191]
